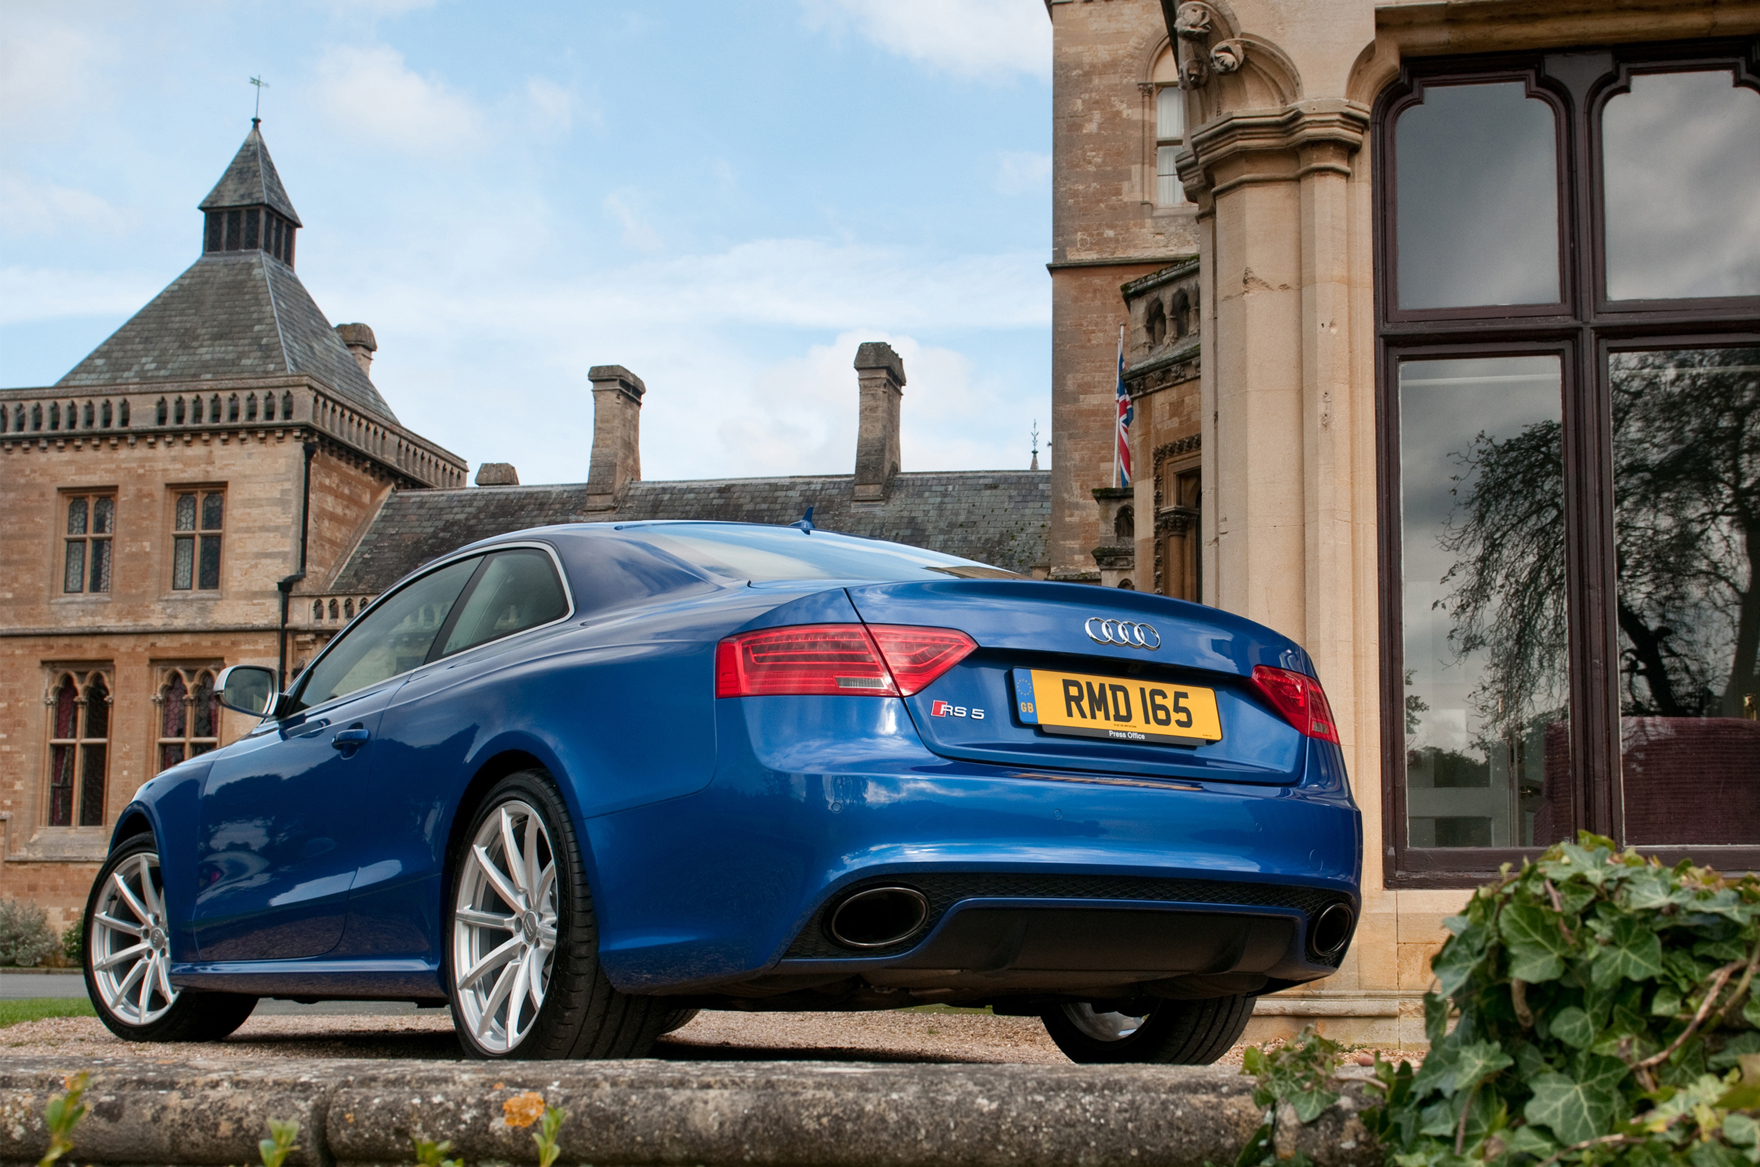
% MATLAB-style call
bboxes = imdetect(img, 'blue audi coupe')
[84,521,1361,1063]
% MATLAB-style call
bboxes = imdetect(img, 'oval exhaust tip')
[1309,902,1355,959]
[827,886,930,949]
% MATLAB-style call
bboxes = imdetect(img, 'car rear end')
[581,539,1361,1013]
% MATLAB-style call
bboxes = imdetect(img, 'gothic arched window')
[46,669,111,827]
[157,667,221,772]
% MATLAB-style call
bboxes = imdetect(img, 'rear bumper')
[581,698,1361,1002]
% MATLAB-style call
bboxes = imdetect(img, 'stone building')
[1048,0,1760,1043]
[309,344,1051,638]
[0,124,467,923]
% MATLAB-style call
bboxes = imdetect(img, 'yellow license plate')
[1011,668,1222,746]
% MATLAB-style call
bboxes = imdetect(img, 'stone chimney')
[475,462,519,486]
[852,342,905,502]
[585,364,645,511]
[335,323,377,377]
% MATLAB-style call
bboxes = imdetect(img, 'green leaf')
[1746,993,1760,1030]
[1431,927,1488,998]
[1711,1033,1760,1070]
[1500,902,1573,983]
[1723,1112,1760,1149]
[1290,1087,1340,1125]
[1501,1125,1557,1158]
[1653,984,1685,1017]
[1522,1062,1625,1146]
[1593,915,1665,987]
[1549,1006,1595,1050]
[1452,1041,1514,1095]
[1425,992,1451,1048]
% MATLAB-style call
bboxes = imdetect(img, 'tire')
[83,834,258,1042]
[446,770,672,1059]
[657,1007,701,1035]
[1040,995,1254,1064]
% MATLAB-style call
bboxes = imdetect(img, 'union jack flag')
[1114,325,1133,488]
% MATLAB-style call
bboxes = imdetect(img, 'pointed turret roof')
[199,121,301,225]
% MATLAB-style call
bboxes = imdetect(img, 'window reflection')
[1603,71,1760,301]
[1396,82,1560,309]
[1400,356,1570,848]
[1612,349,1760,844]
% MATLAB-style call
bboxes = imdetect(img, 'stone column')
[852,342,904,503]
[585,365,644,511]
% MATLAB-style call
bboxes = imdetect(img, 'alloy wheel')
[1062,1002,1149,1042]
[90,851,179,1026]
[452,799,559,1053]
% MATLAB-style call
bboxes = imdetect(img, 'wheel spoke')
[94,912,142,937]
[523,817,543,904]
[455,907,515,931]
[109,956,148,1007]
[137,854,166,918]
[475,961,517,1040]
[136,959,153,1013]
[526,951,546,1014]
[534,861,556,910]
[111,871,150,923]
[505,953,532,1039]
[499,808,528,897]
[472,845,525,912]
[459,934,522,990]
[95,941,150,971]
[154,955,176,1004]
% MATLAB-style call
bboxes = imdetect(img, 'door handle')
[331,726,371,752]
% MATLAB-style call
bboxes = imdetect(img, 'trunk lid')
[846,579,1318,785]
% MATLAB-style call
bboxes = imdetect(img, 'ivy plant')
[1252,834,1760,1165]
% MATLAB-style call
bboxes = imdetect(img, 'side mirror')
[216,665,279,718]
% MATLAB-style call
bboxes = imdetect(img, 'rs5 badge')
[930,700,985,720]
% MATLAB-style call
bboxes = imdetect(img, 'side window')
[439,549,570,658]
[291,556,480,712]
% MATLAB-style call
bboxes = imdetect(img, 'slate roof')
[200,124,301,224]
[55,252,399,423]
[328,470,1051,594]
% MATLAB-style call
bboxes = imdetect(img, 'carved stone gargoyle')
[1160,0,1247,90]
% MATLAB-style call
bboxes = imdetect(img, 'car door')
[191,554,482,961]
[342,546,574,958]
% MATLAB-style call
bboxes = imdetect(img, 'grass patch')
[0,997,95,1027]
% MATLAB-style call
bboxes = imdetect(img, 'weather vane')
[250,75,270,122]
[1030,419,1041,470]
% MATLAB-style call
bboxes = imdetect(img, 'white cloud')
[313,45,485,155]
[524,76,575,131]
[800,0,1051,82]
[0,175,131,237]
[994,149,1051,195]
[602,191,664,253]
[0,266,165,325]
[0,15,116,136]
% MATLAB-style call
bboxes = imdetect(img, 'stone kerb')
[0,1056,1382,1167]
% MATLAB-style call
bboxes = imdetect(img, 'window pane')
[175,493,196,531]
[201,492,223,530]
[191,674,215,738]
[85,677,109,739]
[441,549,570,657]
[66,498,87,535]
[198,535,221,589]
[90,539,111,593]
[160,743,186,771]
[294,556,482,709]
[172,536,194,590]
[79,744,106,826]
[1399,356,1570,848]
[92,497,113,534]
[1157,86,1184,140]
[162,674,187,738]
[1604,71,1760,301]
[1156,146,1185,207]
[53,677,78,738]
[1396,82,1560,309]
[64,541,85,593]
[1611,349,1760,845]
[48,745,74,826]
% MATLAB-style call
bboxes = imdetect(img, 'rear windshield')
[624,524,1021,583]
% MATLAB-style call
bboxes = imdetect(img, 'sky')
[0,0,1053,484]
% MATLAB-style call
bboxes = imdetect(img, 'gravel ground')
[1,1007,1412,1068]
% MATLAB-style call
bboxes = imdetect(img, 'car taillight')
[715,624,976,698]
[1250,665,1341,743]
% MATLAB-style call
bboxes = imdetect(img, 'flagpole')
[1114,324,1125,490]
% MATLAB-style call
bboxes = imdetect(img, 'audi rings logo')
[1084,617,1162,650]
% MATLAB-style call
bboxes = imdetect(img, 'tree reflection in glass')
[1610,350,1760,844]
[1400,356,1570,848]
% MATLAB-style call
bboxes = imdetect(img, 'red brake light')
[866,625,977,695]
[1250,665,1340,743]
[715,624,975,698]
